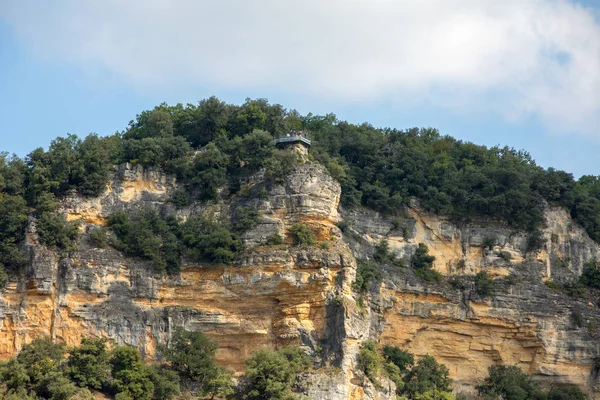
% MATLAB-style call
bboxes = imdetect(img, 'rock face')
[1,161,599,399]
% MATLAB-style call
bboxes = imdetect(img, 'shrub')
[289,223,316,246]
[265,234,284,245]
[242,347,310,400]
[564,281,586,298]
[411,243,435,269]
[415,268,442,283]
[580,260,600,289]
[403,356,453,398]
[108,210,182,274]
[353,261,382,294]
[357,341,382,383]
[570,310,585,329]
[180,216,242,264]
[88,227,109,248]
[545,280,561,290]
[474,271,495,297]
[109,346,154,400]
[161,328,231,399]
[232,206,260,233]
[168,188,191,209]
[547,386,586,400]
[336,220,350,233]
[66,337,111,389]
[382,346,414,374]
[37,212,80,252]
[477,365,543,400]
[526,230,545,253]
[482,237,496,250]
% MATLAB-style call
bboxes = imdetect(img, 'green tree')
[65,337,111,389]
[474,271,495,297]
[477,365,544,400]
[110,346,154,400]
[403,356,453,399]
[289,223,316,246]
[243,347,310,400]
[161,328,232,399]
[36,212,80,251]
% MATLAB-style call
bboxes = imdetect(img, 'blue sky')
[1,0,599,177]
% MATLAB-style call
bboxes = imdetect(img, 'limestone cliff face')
[343,206,600,395]
[1,162,599,399]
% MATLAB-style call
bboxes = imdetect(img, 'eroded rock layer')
[1,162,599,399]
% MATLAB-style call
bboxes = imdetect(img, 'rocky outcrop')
[1,161,600,398]
[344,205,600,395]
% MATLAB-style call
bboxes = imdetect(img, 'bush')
[161,328,231,399]
[232,206,260,233]
[265,234,284,245]
[66,337,111,389]
[242,347,310,400]
[88,227,109,248]
[168,188,191,209]
[482,237,496,250]
[570,310,585,328]
[526,230,545,253]
[411,244,440,282]
[357,341,382,384]
[547,386,586,400]
[403,356,453,398]
[180,216,242,264]
[411,243,435,269]
[545,280,561,290]
[477,365,543,400]
[336,220,350,233]
[109,346,154,400]
[474,271,495,297]
[108,210,182,274]
[353,261,382,294]
[289,223,316,246]
[580,260,600,289]
[37,212,80,251]
[415,268,442,283]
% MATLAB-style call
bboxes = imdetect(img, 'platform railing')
[274,135,311,146]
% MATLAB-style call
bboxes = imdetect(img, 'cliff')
[1,161,599,399]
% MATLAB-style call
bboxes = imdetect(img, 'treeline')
[3,97,600,279]
[0,329,312,400]
[358,342,586,400]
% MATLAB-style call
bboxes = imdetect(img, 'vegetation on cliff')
[0,331,315,400]
[2,97,600,279]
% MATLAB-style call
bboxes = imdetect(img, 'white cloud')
[2,0,599,134]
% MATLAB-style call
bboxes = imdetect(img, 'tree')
[110,346,154,400]
[289,223,316,246]
[36,212,80,251]
[243,347,310,400]
[161,328,232,399]
[477,365,544,400]
[358,341,382,383]
[147,365,181,400]
[403,356,453,399]
[66,337,111,389]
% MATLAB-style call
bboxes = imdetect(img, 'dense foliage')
[242,346,311,400]
[411,244,441,282]
[477,365,586,400]
[3,96,600,281]
[107,209,243,273]
[0,337,177,400]
[357,342,454,399]
[0,332,317,400]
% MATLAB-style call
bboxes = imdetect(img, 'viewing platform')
[274,132,311,148]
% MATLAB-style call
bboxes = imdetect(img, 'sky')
[0,0,599,177]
